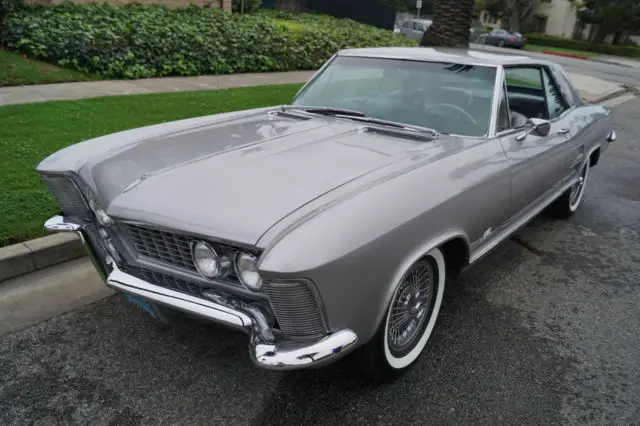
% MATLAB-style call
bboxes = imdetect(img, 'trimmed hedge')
[525,33,640,58]
[0,4,416,79]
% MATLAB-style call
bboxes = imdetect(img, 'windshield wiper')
[282,105,439,138]
[281,105,366,117]
[337,115,440,137]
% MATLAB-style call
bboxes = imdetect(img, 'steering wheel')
[424,103,478,126]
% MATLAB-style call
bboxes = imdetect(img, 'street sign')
[416,0,422,7]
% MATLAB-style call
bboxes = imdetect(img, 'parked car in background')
[399,18,433,39]
[477,28,525,48]
[39,47,616,381]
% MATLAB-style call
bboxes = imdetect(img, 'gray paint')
[37,47,614,346]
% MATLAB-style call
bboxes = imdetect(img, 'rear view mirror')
[516,118,551,141]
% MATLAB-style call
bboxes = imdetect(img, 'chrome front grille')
[264,280,327,341]
[124,224,197,273]
[84,223,109,263]
[121,223,259,284]
[41,174,90,218]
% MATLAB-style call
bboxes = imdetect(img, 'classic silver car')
[39,47,616,380]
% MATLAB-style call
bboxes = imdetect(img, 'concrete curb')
[0,86,634,284]
[541,50,590,60]
[0,233,85,283]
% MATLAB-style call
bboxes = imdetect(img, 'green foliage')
[577,0,640,33]
[525,33,640,57]
[0,0,22,29]
[0,4,416,79]
[379,0,433,13]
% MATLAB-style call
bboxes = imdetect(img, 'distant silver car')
[39,47,616,380]
[399,18,432,39]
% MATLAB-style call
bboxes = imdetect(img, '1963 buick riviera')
[39,47,616,380]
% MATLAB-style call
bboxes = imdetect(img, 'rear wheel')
[357,248,446,381]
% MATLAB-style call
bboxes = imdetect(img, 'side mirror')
[515,118,551,141]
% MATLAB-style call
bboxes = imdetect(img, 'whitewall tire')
[548,160,590,219]
[357,247,446,380]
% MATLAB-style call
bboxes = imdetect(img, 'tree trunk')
[420,0,475,48]
[508,8,520,32]
[591,24,608,44]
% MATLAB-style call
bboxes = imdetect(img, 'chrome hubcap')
[388,261,434,353]
[570,166,587,206]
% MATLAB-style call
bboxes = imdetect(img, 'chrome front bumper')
[45,214,358,370]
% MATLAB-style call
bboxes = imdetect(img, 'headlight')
[192,241,220,279]
[235,252,262,292]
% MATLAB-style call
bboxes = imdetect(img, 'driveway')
[1,98,639,425]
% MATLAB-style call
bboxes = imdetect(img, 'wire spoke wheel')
[387,260,435,355]
[569,164,588,208]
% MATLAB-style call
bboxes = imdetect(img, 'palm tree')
[420,0,475,47]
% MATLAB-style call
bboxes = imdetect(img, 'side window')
[413,22,421,31]
[504,67,548,123]
[542,67,569,119]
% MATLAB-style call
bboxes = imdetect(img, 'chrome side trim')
[469,175,579,264]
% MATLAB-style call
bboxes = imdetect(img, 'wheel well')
[440,237,470,275]
[589,148,601,167]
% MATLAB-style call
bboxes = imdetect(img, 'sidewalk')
[0,68,626,107]
[0,71,316,107]
[590,55,640,69]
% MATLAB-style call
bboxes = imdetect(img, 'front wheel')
[548,160,590,219]
[356,248,446,381]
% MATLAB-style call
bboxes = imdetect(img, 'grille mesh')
[41,174,89,218]
[264,280,327,341]
[124,224,197,272]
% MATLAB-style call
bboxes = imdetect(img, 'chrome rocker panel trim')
[44,214,359,370]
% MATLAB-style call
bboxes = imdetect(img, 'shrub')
[0,0,22,30]
[525,33,640,58]
[0,4,416,79]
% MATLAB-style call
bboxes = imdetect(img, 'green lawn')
[0,84,302,247]
[0,49,95,87]
[524,44,601,58]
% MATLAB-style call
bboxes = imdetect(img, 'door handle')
[557,128,570,136]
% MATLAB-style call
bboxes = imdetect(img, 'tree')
[419,0,475,47]
[576,0,640,44]
[481,0,550,32]
[378,0,434,14]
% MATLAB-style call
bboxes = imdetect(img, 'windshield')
[292,56,497,137]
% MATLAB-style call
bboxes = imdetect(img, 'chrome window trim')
[488,65,505,138]
[494,63,580,138]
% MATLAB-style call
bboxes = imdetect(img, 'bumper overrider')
[45,214,358,370]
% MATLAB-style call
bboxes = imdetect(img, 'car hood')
[84,109,426,245]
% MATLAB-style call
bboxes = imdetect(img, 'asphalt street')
[1,98,640,425]
[471,43,640,86]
